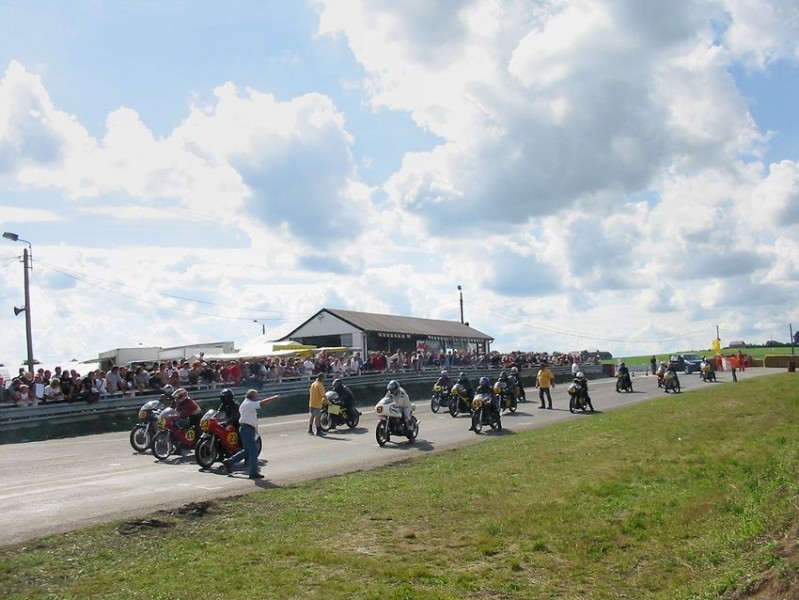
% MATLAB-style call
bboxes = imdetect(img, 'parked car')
[669,354,704,374]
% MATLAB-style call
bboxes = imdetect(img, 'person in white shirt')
[222,389,281,479]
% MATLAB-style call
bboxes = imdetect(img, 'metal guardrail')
[0,365,598,435]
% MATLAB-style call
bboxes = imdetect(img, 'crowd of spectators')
[2,348,600,407]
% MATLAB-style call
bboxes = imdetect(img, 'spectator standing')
[536,362,556,409]
[571,359,580,377]
[222,389,280,479]
[43,378,64,404]
[650,355,657,375]
[308,373,326,436]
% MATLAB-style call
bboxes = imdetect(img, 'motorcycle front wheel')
[129,425,151,453]
[319,410,332,432]
[195,436,218,469]
[152,431,173,460]
[569,396,577,414]
[471,410,483,434]
[375,420,390,446]
[449,399,459,418]
[430,395,440,413]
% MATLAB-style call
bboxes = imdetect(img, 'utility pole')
[3,232,34,373]
[458,285,464,325]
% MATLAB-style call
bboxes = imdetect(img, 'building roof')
[281,308,493,341]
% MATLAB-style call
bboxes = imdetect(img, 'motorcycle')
[151,407,199,460]
[129,398,164,453]
[374,394,419,446]
[195,408,261,470]
[493,380,517,414]
[615,372,633,393]
[470,392,502,434]
[568,380,594,413]
[663,370,681,393]
[448,383,473,417]
[700,362,717,383]
[319,391,360,431]
[430,382,450,414]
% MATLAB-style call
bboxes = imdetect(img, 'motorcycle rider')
[218,388,240,429]
[656,361,667,388]
[470,376,498,431]
[174,387,203,441]
[509,366,526,403]
[436,370,452,390]
[617,362,631,387]
[386,380,413,431]
[574,372,594,410]
[455,371,474,401]
[332,378,359,423]
[160,383,176,408]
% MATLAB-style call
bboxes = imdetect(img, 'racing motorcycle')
[374,394,419,446]
[615,372,633,393]
[663,370,681,393]
[700,361,717,382]
[470,392,502,434]
[151,407,199,460]
[567,379,594,413]
[448,383,473,417]
[319,391,360,431]
[494,380,517,414]
[129,397,164,453]
[430,382,450,414]
[195,408,261,470]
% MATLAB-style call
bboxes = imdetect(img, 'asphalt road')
[0,367,768,546]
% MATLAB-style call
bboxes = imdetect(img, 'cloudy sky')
[1,0,797,369]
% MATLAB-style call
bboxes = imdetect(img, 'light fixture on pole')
[457,285,464,325]
[253,319,266,336]
[3,231,34,373]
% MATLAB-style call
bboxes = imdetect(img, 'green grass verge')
[3,374,799,599]
[616,347,797,366]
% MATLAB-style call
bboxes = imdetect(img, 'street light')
[253,319,266,336]
[457,285,464,324]
[3,231,34,373]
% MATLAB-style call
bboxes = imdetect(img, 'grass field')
[615,346,797,367]
[2,373,799,599]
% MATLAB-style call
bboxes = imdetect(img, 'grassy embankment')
[2,373,799,599]
[616,346,797,366]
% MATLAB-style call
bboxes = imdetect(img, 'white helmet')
[576,372,585,380]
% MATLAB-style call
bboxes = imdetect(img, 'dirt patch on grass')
[733,528,799,599]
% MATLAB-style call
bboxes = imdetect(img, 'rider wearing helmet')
[386,379,413,429]
[475,376,492,395]
[436,370,452,390]
[332,378,359,421]
[509,366,526,403]
[160,383,176,407]
[617,361,630,385]
[174,387,203,439]
[455,371,474,401]
[218,388,240,429]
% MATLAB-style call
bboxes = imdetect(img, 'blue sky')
[1,0,798,370]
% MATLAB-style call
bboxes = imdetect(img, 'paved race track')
[0,368,767,545]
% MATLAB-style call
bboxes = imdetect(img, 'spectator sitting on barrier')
[13,383,35,406]
[105,366,126,395]
[94,371,108,397]
[133,366,149,392]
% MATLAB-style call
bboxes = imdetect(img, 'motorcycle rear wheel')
[347,411,360,429]
[471,410,483,434]
[509,397,518,414]
[492,414,502,431]
[375,420,390,446]
[152,431,173,460]
[195,436,218,470]
[130,425,151,453]
[406,418,419,443]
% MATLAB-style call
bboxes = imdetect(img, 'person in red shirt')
[174,387,203,440]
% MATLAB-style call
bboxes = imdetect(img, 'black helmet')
[479,376,489,386]
[499,371,507,379]
[162,384,175,397]
[220,388,235,403]
[332,378,343,390]
[459,372,466,379]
